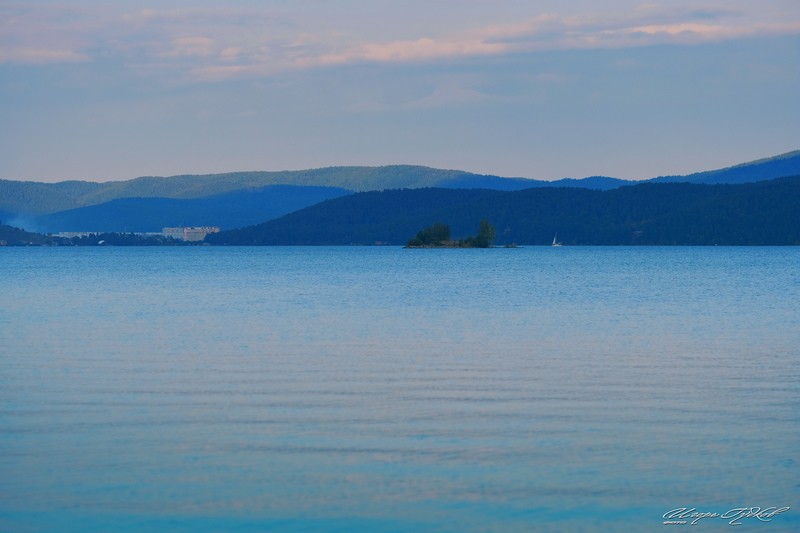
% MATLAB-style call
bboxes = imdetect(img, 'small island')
[406,220,496,248]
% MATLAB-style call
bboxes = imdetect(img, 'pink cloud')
[162,36,216,58]
[312,37,508,67]
[0,47,89,65]
[1,1,798,79]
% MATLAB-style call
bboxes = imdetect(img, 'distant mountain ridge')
[2,166,523,216]
[651,150,800,185]
[0,167,631,232]
[1,150,798,234]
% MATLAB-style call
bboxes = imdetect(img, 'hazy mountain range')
[1,150,798,235]
[32,186,350,233]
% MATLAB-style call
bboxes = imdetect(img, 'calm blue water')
[1,246,798,532]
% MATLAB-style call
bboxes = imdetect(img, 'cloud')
[190,64,257,81]
[403,84,490,110]
[220,47,241,61]
[1,1,798,80]
[0,47,89,65]
[162,37,216,58]
[600,21,800,48]
[0,2,95,65]
[476,9,800,52]
[308,37,508,67]
[218,7,799,78]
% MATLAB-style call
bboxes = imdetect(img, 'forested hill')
[0,166,536,216]
[0,223,50,245]
[207,176,800,246]
[33,185,351,233]
[3,150,798,219]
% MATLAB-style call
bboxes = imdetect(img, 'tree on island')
[467,219,496,248]
[406,220,496,248]
[406,222,451,247]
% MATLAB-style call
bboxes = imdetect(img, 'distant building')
[162,226,220,241]
[52,232,99,238]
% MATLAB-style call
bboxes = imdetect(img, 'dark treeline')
[207,176,800,246]
[63,233,194,246]
[0,223,51,245]
[0,224,195,246]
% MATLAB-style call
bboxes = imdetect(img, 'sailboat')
[551,233,562,247]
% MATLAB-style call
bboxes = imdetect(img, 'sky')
[1,1,799,183]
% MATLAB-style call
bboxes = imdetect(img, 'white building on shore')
[162,226,220,241]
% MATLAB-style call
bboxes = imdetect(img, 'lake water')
[1,246,798,532]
